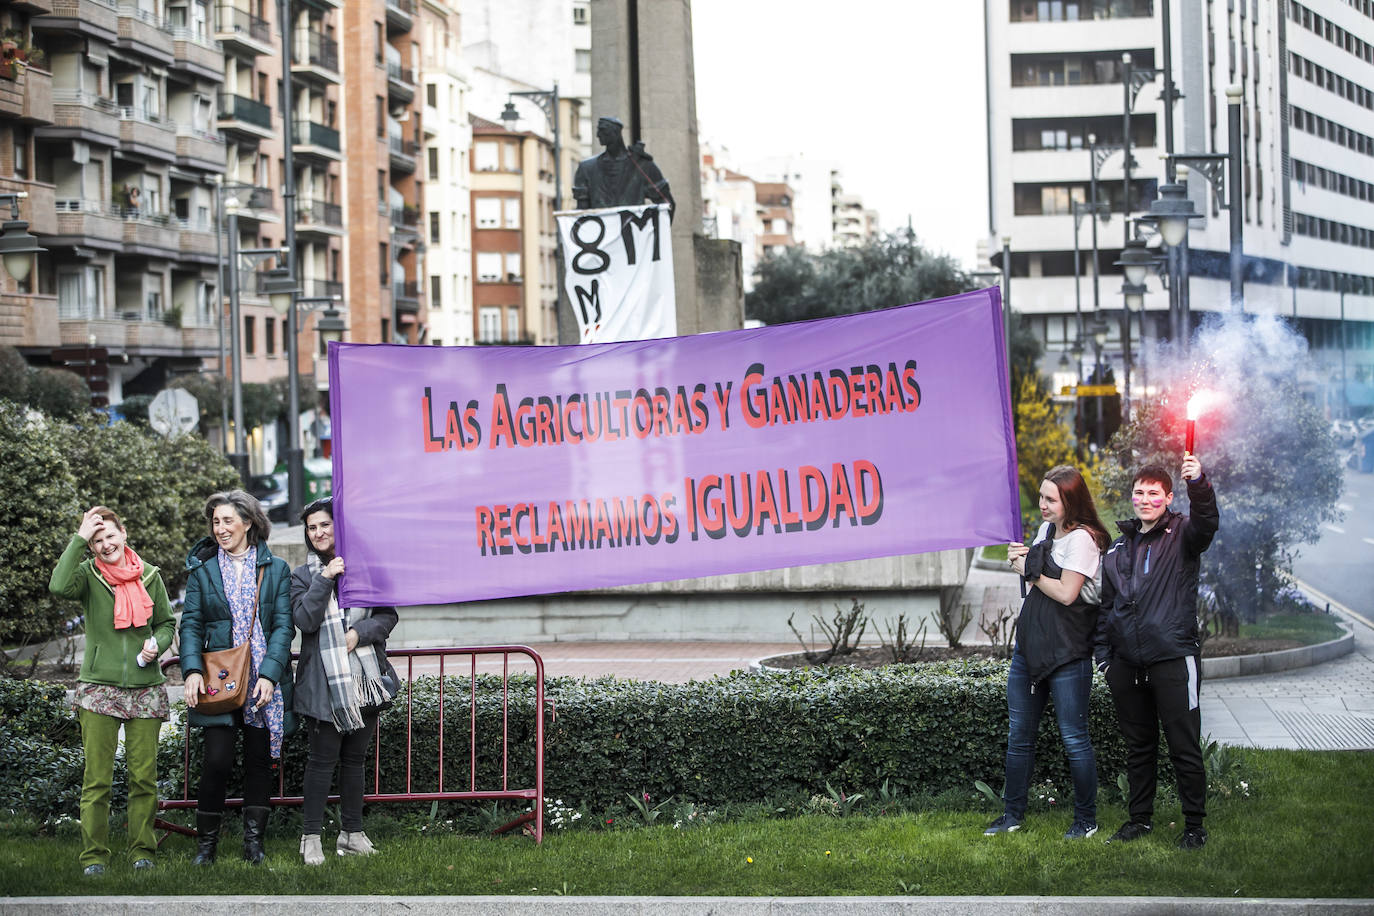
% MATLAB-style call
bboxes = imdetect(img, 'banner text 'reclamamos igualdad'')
[420,359,922,452]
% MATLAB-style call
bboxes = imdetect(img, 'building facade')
[985,0,1374,410]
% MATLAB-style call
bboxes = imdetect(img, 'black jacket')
[1017,530,1101,686]
[290,563,400,724]
[1095,475,1219,668]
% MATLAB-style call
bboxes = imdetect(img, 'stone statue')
[572,116,675,217]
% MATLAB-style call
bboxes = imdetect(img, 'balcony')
[292,120,341,161]
[296,198,344,237]
[217,92,273,140]
[0,66,53,125]
[303,278,343,300]
[45,90,120,145]
[214,4,272,57]
[176,216,217,260]
[235,268,267,302]
[175,127,226,171]
[388,135,417,173]
[226,186,277,225]
[0,291,58,348]
[392,281,419,314]
[385,60,415,103]
[119,107,177,162]
[293,30,339,84]
[53,199,124,249]
[113,205,180,256]
[0,177,56,235]
[384,0,413,34]
[171,28,224,80]
[35,0,118,43]
[117,4,175,64]
[58,315,217,358]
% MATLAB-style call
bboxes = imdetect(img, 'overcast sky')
[691,1,989,269]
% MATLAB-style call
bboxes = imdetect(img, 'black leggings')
[198,715,272,812]
[302,710,379,835]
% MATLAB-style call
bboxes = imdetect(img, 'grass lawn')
[3,749,1371,898]
[1240,612,1346,645]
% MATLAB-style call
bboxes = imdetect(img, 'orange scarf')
[94,546,154,630]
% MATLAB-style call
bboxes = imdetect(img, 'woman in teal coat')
[179,489,294,866]
[49,506,176,877]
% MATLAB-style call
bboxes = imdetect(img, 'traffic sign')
[1074,384,1119,397]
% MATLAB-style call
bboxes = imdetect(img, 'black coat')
[290,563,399,724]
[1095,475,1220,668]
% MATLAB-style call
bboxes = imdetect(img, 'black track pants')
[1105,655,1206,828]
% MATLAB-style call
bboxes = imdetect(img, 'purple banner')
[329,288,1019,607]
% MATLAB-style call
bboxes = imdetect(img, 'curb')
[3,896,1371,915]
[1201,621,1355,679]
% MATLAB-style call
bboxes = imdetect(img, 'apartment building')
[985,0,1374,402]
[832,193,878,248]
[217,0,344,384]
[419,0,470,347]
[469,113,554,344]
[0,0,225,404]
[341,0,427,345]
[754,180,798,258]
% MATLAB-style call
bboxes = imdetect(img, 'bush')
[0,679,86,821]
[26,368,91,420]
[0,406,82,647]
[0,344,27,402]
[118,393,154,428]
[0,409,240,647]
[160,664,1141,815]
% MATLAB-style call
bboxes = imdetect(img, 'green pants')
[78,708,161,866]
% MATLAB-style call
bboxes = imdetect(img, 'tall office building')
[985,0,1373,406]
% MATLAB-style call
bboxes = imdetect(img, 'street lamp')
[1152,86,1247,318]
[1115,235,1154,288]
[502,83,565,344]
[0,192,46,283]
[316,308,345,350]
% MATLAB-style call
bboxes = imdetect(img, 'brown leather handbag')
[195,567,263,715]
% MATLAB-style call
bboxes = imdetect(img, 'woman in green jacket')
[179,489,294,866]
[49,506,175,877]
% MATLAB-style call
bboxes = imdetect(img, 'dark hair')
[1132,464,1174,497]
[300,496,335,560]
[1043,465,1110,550]
[203,489,272,546]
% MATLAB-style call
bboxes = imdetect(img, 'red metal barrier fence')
[156,645,546,844]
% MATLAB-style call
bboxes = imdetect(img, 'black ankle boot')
[241,806,269,864]
[192,810,222,866]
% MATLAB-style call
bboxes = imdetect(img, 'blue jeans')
[1001,653,1097,823]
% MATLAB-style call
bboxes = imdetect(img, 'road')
[1292,466,1374,620]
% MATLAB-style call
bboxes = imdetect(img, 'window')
[502,141,521,172]
[282,318,289,354]
[376,96,385,137]
[575,49,591,73]
[503,197,521,229]
[377,169,385,200]
[504,252,522,282]
[479,306,500,342]
[475,197,500,228]
[426,83,437,108]
[427,147,439,180]
[244,316,256,355]
[375,22,383,65]
[429,211,440,243]
[474,141,499,171]
[476,252,502,282]
[506,306,520,342]
[430,275,442,308]
[12,126,28,178]
[379,243,389,285]
[573,3,588,24]
[265,316,276,355]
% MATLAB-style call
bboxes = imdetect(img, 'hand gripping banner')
[328,287,1019,608]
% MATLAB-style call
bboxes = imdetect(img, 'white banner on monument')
[556,204,676,344]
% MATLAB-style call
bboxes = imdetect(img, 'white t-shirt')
[1032,522,1102,583]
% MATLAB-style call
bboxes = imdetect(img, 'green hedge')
[160,662,1139,813]
[11,663,1166,823]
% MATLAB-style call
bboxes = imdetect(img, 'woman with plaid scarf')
[290,497,399,866]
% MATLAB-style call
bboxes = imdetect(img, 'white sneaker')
[300,834,324,866]
[336,830,377,856]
